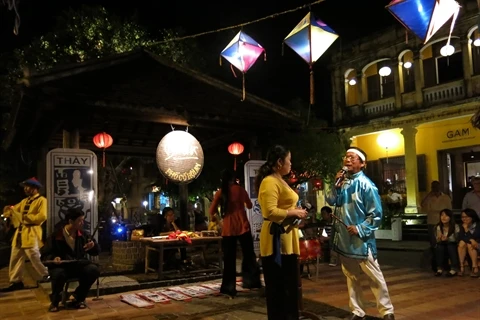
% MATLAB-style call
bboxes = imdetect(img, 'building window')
[367,74,380,101]
[365,155,427,194]
[403,67,415,93]
[472,45,480,75]
[423,41,463,86]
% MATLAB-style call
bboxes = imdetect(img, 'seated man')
[41,208,100,312]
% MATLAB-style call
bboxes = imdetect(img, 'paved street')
[1,261,479,320]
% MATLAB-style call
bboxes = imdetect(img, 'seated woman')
[434,209,459,277]
[41,208,100,312]
[160,207,187,269]
[458,208,480,277]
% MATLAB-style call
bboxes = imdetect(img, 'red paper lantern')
[228,142,244,171]
[312,178,323,191]
[93,132,113,167]
[228,142,244,156]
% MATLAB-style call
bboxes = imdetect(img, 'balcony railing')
[364,97,395,116]
[423,79,465,106]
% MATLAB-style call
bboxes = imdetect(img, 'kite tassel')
[281,42,284,56]
[241,73,246,102]
[219,55,222,66]
[230,64,237,78]
[309,66,315,106]
[264,50,267,62]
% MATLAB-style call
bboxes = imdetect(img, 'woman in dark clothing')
[209,169,261,298]
[458,208,480,277]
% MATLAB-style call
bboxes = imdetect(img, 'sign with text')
[156,131,204,184]
[46,149,98,240]
[442,127,477,143]
[244,160,265,256]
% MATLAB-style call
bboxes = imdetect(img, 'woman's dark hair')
[254,145,290,193]
[437,208,456,237]
[65,207,85,222]
[462,208,479,222]
[220,169,234,217]
[162,207,174,216]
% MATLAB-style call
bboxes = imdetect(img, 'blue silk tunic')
[326,171,382,259]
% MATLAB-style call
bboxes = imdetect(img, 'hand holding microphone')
[335,166,349,188]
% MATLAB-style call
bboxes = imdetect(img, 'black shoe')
[383,314,395,320]
[39,275,51,283]
[434,270,443,277]
[1,282,24,292]
[349,315,365,320]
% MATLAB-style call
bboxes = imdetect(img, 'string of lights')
[146,0,326,47]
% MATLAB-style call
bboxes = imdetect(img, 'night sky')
[0,0,395,122]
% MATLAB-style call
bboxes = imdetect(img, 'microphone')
[335,166,349,187]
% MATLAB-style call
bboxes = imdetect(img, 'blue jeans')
[435,242,459,271]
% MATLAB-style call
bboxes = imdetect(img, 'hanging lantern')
[284,12,338,124]
[93,132,113,167]
[220,30,266,101]
[386,0,460,44]
[228,142,244,171]
[311,178,323,191]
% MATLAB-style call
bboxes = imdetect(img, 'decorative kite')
[284,12,338,123]
[220,30,266,101]
[386,0,461,45]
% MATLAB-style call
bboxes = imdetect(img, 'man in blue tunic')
[326,147,394,320]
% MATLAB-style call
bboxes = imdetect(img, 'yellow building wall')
[353,129,405,161]
[346,70,358,106]
[417,116,480,187]
[422,45,432,59]
[351,116,480,201]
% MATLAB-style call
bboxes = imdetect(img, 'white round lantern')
[156,130,204,184]
[440,44,455,57]
[378,66,392,77]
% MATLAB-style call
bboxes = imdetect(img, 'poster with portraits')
[46,149,98,240]
[244,160,265,256]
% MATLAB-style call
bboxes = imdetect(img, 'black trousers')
[261,254,299,320]
[49,263,100,305]
[435,242,460,271]
[221,231,261,296]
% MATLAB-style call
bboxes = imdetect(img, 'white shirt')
[388,192,402,202]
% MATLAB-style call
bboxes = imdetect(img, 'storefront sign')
[244,160,265,256]
[443,127,476,143]
[46,149,98,240]
[156,130,204,184]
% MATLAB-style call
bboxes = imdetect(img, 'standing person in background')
[326,147,395,320]
[1,177,50,292]
[209,169,261,298]
[256,145,307,320]
[319,206,337,266]
[462,176,480,218]
[421,181,452,272]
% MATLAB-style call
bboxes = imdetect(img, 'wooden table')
[140,236,223,279]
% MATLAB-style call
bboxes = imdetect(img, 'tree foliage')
[15,5,202,72]
[269,101,348,184]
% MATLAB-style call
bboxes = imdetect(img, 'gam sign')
[156,130,204,184]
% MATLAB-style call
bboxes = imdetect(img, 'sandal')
[48,304,59,312]
[66,299,87,309]
[471,267,479,278]
[458,266,464,276]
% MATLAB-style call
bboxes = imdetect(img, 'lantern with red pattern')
[311,178,323,191]
[228,142,244,171]
[93,132,113,167]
